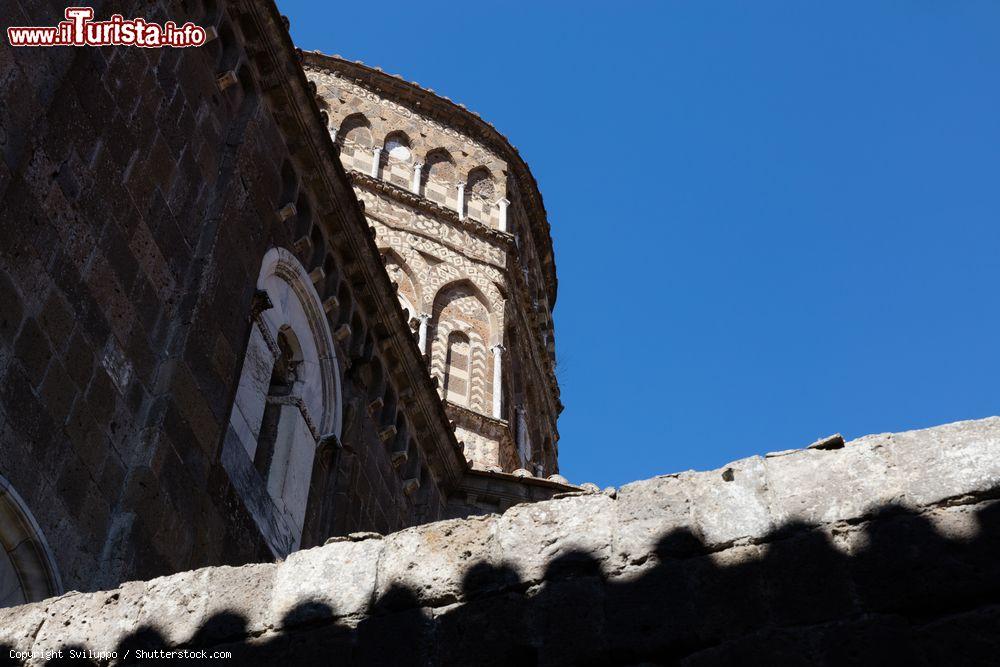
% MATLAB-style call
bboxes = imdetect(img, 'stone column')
[418,313,431,355]
[497,197,510,232]
[411,163,422,194]
[370,146,382,178]
[491,344,504,419]
[456,183,465,220]
[516,406,529,463]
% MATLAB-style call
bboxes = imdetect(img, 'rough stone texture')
[0,0,580,607]
[307,55,563,476]
[2,418,998,665]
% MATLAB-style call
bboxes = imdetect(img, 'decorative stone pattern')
[1,418,998,665]
[0,0,483,600]
[307,55,562,475]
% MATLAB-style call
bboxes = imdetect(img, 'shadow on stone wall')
[2,500,999,666]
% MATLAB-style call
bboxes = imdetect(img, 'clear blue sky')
[282,1,1000,488]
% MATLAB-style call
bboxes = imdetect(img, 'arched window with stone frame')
[223,247,342,557]
[0,475,62,609]
[430,281,493,414]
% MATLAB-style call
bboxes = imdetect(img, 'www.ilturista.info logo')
[7,7,207,47]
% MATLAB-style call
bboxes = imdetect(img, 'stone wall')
[0,0,468,602]
[2,418,998,665]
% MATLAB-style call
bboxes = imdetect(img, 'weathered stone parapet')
[2,418,999,665]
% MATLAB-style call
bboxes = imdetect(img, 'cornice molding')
[445,400,511,433]
[459,468,581,494]
[348,171,516,249]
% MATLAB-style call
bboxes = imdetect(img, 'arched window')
[465,167,496,223]
[444,331,472,406]
[430,281,493,413]
[337,113,373,174]
[384,131,411,162]
[224,248,342,557]
[339,113,373,148]
[422,148,456,204]
[466,167,495,199]
[0,475,61,608]
[383,132,413,188]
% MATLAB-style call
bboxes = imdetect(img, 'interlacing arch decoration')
[422,266,503,334]
[380,247,422,316]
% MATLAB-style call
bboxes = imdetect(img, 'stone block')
[495,493,614,584]
[882,417,1000,508]
[613,473,696,569]
[375,514,500,609]
[268,538,385,628]
[687,455,775,549]
[128,564,277,645]
[763,438,899,527]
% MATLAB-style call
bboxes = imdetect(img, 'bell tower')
[306,53,562,478]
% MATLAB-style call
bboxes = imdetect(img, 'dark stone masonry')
[0,0,572,608]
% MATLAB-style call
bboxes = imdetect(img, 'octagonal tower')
[304,53,561,477]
